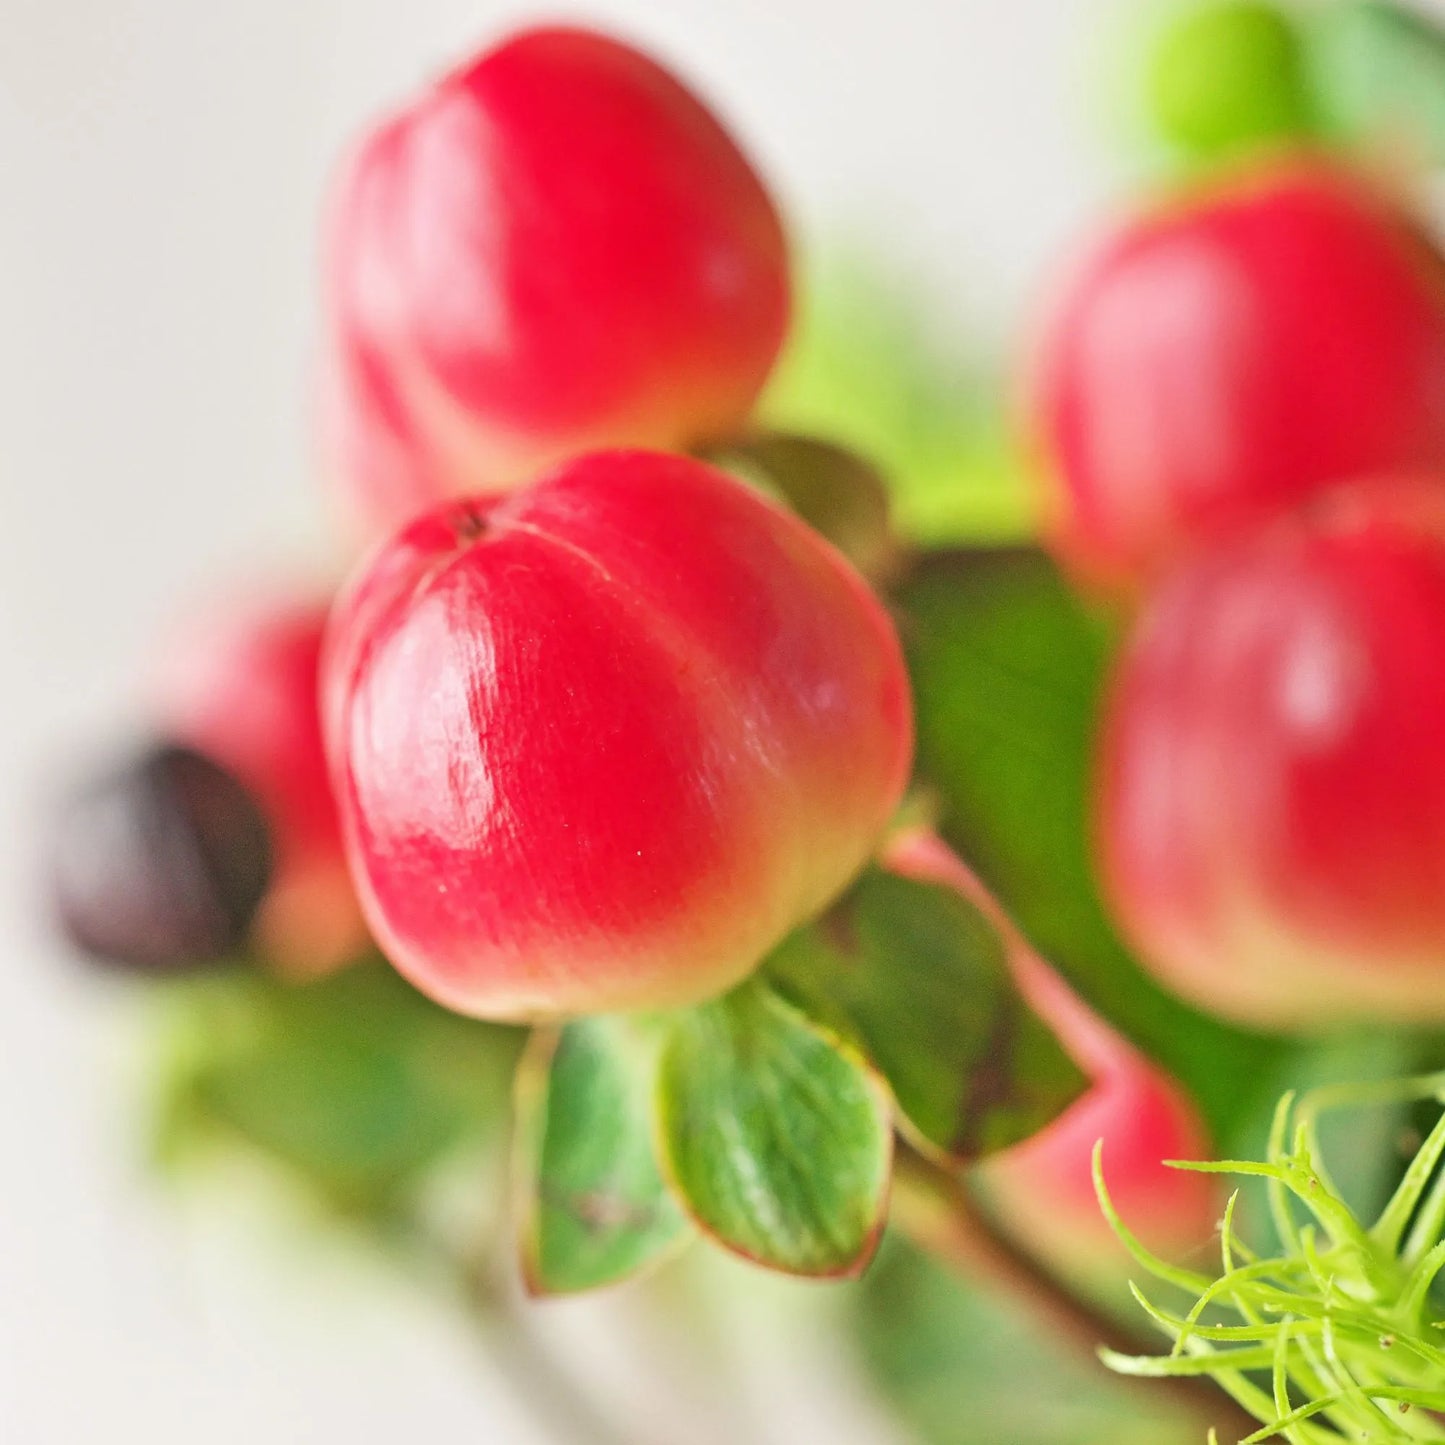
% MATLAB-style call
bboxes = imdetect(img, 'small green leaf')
[156,957,521,1208]
[655,981,892,1278]
[514,1016,690,1295]
[703,432,897,584]
[765,866,1088,1162]
[898,547,1284,1135]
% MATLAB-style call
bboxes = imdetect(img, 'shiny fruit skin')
[1098,480,1445,1028]
[324,450,912,1021]
[884,830,1216,1276]
[323,25,790,536]
[156,594,367,974]
[1029,159,1445,586]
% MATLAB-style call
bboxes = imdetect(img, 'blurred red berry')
[1027,158,1445,587]
[323,450,911,1021]
[884,830,1217,1279]
[156,593,367,976]
[1098,479,1445,1028]
[321,25,790,536]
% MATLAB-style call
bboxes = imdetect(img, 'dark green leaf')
[703,432,897,584]
[897,547,1285,1134]
[656,981,892,1278]
[766,866,1088,1162]
[157,957,521,1207]
[514,1016,690,1295]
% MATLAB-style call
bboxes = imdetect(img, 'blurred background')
[0,3,1126,1440]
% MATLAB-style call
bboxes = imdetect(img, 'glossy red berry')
[1098,479,1445,1028]
[884,830,1216,1276]
[322,25,790,536]
[323,450,912,1021]
[155,593,367,975]
[1028,158,1445,587]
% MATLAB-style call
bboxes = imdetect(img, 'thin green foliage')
[1096,1072,1445,1442]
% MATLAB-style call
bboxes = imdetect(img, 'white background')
[0,1,1121,1439]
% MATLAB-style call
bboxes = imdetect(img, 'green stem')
[1404,1155,1445,1269]
[392,1221,642,1445]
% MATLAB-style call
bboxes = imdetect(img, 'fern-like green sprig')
[1095,1071,1445,1443]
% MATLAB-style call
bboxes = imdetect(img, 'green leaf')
[1306,0,1445,164]
[655,981,892,1278]
[703,432,897,584]
[514,1016,691,1295]
[765,865,1088,1162]
[761,252,1035,545]
[852,1233,1200,1445]
[156,957,522,1208]
[897,547,1284,1135]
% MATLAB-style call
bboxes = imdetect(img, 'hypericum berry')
[976,980,1217,1284]
[1027,159,1445,586]
[1147,0,1315,162]
[155,594,366,975]
[324,450,912,1021]
[883,830,1216,1277]
[703,433,899,585]
[1098,479,1445,1028]
[321,25,790,536]
[50,744,272,973]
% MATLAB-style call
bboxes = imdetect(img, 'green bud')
[1148,0,1315,160]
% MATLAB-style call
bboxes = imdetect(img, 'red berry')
[155,593,367,975]
[1028,158,1445,587]
[980,1022,1216,1285]
[323,451,912,1020]
[884,830,1216,1277]
[321,25,790,536]
[1098,479,1445,1027]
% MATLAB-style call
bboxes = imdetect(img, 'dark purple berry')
[50,742,273,973]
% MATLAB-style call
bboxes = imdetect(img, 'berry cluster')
[56,26,908,1018]
[49,20,1218,1311]
[1031,155,1445,1030]
[314,23,911,1022]
[49,5,1445,1436]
